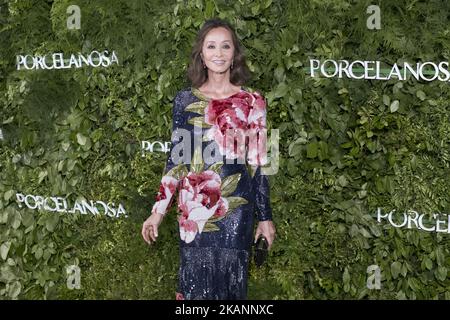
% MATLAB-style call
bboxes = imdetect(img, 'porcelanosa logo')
[16,193,127,218]
[376,208,449,233]
[309,59,450,82]
[16,50,119,71]
[141,140,171,156]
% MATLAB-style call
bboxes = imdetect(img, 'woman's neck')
[199,70,241,99]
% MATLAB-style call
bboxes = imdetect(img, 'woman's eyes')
[207,45,231,49]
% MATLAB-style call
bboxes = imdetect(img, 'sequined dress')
[151,87,272,300]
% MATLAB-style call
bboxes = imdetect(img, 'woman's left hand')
[254,220,276,250]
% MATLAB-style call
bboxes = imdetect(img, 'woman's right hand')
[142,212,164,245]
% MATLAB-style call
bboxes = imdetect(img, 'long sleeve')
[151,92,184,216]
[250,91,272,221]
[252,165,273,221]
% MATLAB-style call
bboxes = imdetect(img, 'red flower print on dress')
[204,91,268,166]
[151,175,179,215]
[176,292,184,300]
[177,170,228,243]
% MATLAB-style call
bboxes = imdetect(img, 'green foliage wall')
[0,0,449,299]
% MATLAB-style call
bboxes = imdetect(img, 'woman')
[141,18,276,300]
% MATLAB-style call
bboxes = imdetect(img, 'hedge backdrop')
[1,0,450,299]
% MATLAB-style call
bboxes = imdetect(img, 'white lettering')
[438,62,450,81]
[367,264,381,289]
[407,210,420,229]
[388,211,407,228]
[436,214,447,233]
[16,51,119,71]
[366,5,381,30]
[309,59,320,77]
[66,5,81,30]
[15,193,126,218]
[420,62,439,82]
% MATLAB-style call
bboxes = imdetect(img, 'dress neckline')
[191,87,244,101]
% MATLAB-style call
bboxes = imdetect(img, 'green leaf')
[390,100,399,113]
[35,247,43,260]
[337,175,348,187]
[8,281,21,299]
[202,222,220,232]
[246,164,258,178]
[76,133,87,146]
[359,227,372,238]
[185,101,208,115]
[62,142,70,151]
[67,159,77,171]
[424,257,433,270]
[383,95,390,106]
[205,0,215,17]
[3,116,14,124]
[338,88,348,95]
[38,170,48,184]
[306,142,318,158]
[396,290,407,300]
[191,146,204,173]
[274,66,285,83]
[343,268,350,292]
[416,90,426,101]
[436,247,445,265]
[208,197,247,223]
[407,278,421,292]
[221,173,241,197]
[4,190,15,201]
[251,3,260,15]
[188,116,211,128]
[166,164,188,180]
[1,242,11,261]
[45,214,60,232]
[225,196,248,213]
[208,162,223,174]
[273,82,288,98]
[0,209,8,224]
[391,261,402,279]
[0,265,17,282]
[435,266,447,282]
[12,210,21,229]
[21,211,34,228]
[357,288,369,300]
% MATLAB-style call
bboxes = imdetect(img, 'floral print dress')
[151,87,273,300]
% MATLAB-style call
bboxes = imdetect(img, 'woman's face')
[201,27,235,73]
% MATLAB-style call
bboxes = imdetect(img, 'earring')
[200,54,206,69]
[231,59,234,69]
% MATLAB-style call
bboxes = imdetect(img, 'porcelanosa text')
[310,59,450,82]
[16,50,119,70]
[16,193,127,218]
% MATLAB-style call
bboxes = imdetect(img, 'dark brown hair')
[187,18,251,88]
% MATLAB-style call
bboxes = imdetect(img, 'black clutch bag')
[253,235,268,267]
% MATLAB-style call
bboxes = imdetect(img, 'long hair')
[187,18,251,88]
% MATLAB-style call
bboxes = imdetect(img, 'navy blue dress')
[151,87,272,300]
